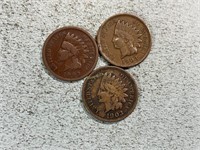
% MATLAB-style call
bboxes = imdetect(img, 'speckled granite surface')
[1,0,200,149]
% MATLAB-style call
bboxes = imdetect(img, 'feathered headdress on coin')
[115,20,142,48]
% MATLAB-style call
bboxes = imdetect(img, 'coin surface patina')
[82,66,138,122]
[42,26,98,81]
[97,14,151,68]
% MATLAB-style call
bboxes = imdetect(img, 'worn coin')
[82,66,138,122]
[97,14,151,67]
[42,26,98,81]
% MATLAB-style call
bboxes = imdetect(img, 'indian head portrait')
[112,20,143,59]
[91,72,128,118]
[56,32,89,73]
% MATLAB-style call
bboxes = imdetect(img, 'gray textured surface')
[1,0,200,150]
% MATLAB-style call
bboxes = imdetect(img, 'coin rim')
[42,26,98,81]
[97,13,152,68]
[82,66,138,122]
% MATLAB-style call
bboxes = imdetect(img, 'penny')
[42,26,98,81]
[82,66,138,122]
[97,14,151,68]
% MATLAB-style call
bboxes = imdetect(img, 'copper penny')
[42,26,98,81]
[97,14,151,67]
[82,66,138,122]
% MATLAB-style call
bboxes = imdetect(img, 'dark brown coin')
[97,14,151,68]
[42,26,98,81]
[82,66,138,122]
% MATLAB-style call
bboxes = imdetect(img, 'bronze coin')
[42,26,98,81]
[97,14,151,68]
[82,66,138,122]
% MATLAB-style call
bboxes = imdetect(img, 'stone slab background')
[0,0,200,149]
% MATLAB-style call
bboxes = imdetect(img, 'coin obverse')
[82,66,138,122]
[97,14,151,68]
[42,26,98,81]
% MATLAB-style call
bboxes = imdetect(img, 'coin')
[97,14,151,67]
[42,26,98,81]
[82,66,138,122]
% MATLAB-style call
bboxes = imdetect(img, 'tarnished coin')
[42,26,98,81]
[97,14,151,67]
[82,66,138,122]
